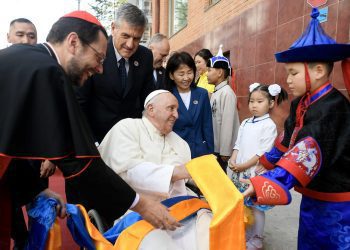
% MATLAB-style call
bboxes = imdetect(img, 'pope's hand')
[131,195,181,231]
[171,165,191,182]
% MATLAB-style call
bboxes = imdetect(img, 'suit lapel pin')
[134,61,139,67]
[159,71,162,75]
[193,100,198,105]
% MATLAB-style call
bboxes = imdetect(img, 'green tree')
[174,0,187,33]
[89,0,127,33]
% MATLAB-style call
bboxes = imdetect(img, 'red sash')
[0,156,12,249]
[0,156,11,179]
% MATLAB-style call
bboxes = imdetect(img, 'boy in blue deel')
[242,8,350,249]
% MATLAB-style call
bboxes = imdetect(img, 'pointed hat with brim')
[275,8,350,63]
[207,44,232,75]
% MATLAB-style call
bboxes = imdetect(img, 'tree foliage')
[89,0,127,33]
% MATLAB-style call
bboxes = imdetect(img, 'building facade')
[129,0,153,44]
[152,0,350,129]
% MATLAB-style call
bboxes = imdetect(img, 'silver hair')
[148,33,168,46]
[115,3,148,28]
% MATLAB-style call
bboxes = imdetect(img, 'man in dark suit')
[148,33,170,90]
[0,11,180,248]
[76,3,155,143]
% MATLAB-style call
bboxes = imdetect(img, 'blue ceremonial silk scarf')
[25,195,199,250]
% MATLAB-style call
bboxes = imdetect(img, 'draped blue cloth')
[25,195,198,250]
[25,196,58,250]
[25,196,96,250]
[66,204,95,250]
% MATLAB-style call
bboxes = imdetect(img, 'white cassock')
[99,117,211,250]
[99,116,191,200]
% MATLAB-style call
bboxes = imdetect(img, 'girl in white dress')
[228,82,288,250]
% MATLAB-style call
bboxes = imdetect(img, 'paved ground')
[264,189,301,250]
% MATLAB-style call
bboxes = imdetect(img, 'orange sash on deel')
[0,155,12,250]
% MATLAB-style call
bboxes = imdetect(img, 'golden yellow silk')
[186,154,246,250]
[76,204,115,249]
[45,219,62,250]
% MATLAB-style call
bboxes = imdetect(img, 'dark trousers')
[214,153,228,173]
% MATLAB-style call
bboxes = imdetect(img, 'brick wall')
[153,0,350,130]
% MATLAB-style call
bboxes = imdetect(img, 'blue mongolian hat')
[275,8,350,63]
[207,45,232,75]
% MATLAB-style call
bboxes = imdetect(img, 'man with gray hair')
[148,33,170,89]
[99,90,212,249]
[99,90,191,201]
[76,3,155,143]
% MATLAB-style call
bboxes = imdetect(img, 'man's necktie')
[153,69,158,89]
[118,58,127,93]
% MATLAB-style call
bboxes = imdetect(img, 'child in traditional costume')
[242,8,350,249]
[207,45,240,170]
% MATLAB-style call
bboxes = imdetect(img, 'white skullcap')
[144,90,170,108]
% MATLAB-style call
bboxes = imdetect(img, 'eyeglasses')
[80,38,106,65]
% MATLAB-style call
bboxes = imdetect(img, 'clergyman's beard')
[67,58,84,86]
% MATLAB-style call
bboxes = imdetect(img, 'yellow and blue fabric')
[186,154,246,250]
[25,154,246,250]
[25,196,210,250]
[25,196,62,250]
[114,197,210,250]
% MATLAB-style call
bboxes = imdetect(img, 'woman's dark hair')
[249,84,288,105]
[46,17,108,44]
[164,51,197,91]
[194,48,213,63]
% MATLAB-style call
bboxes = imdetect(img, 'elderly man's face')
[150,39,170,69]
[111,20,144,59]
[149,93,179,135]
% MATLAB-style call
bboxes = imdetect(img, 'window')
[169,0,188,36]
[209,0,220,5]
